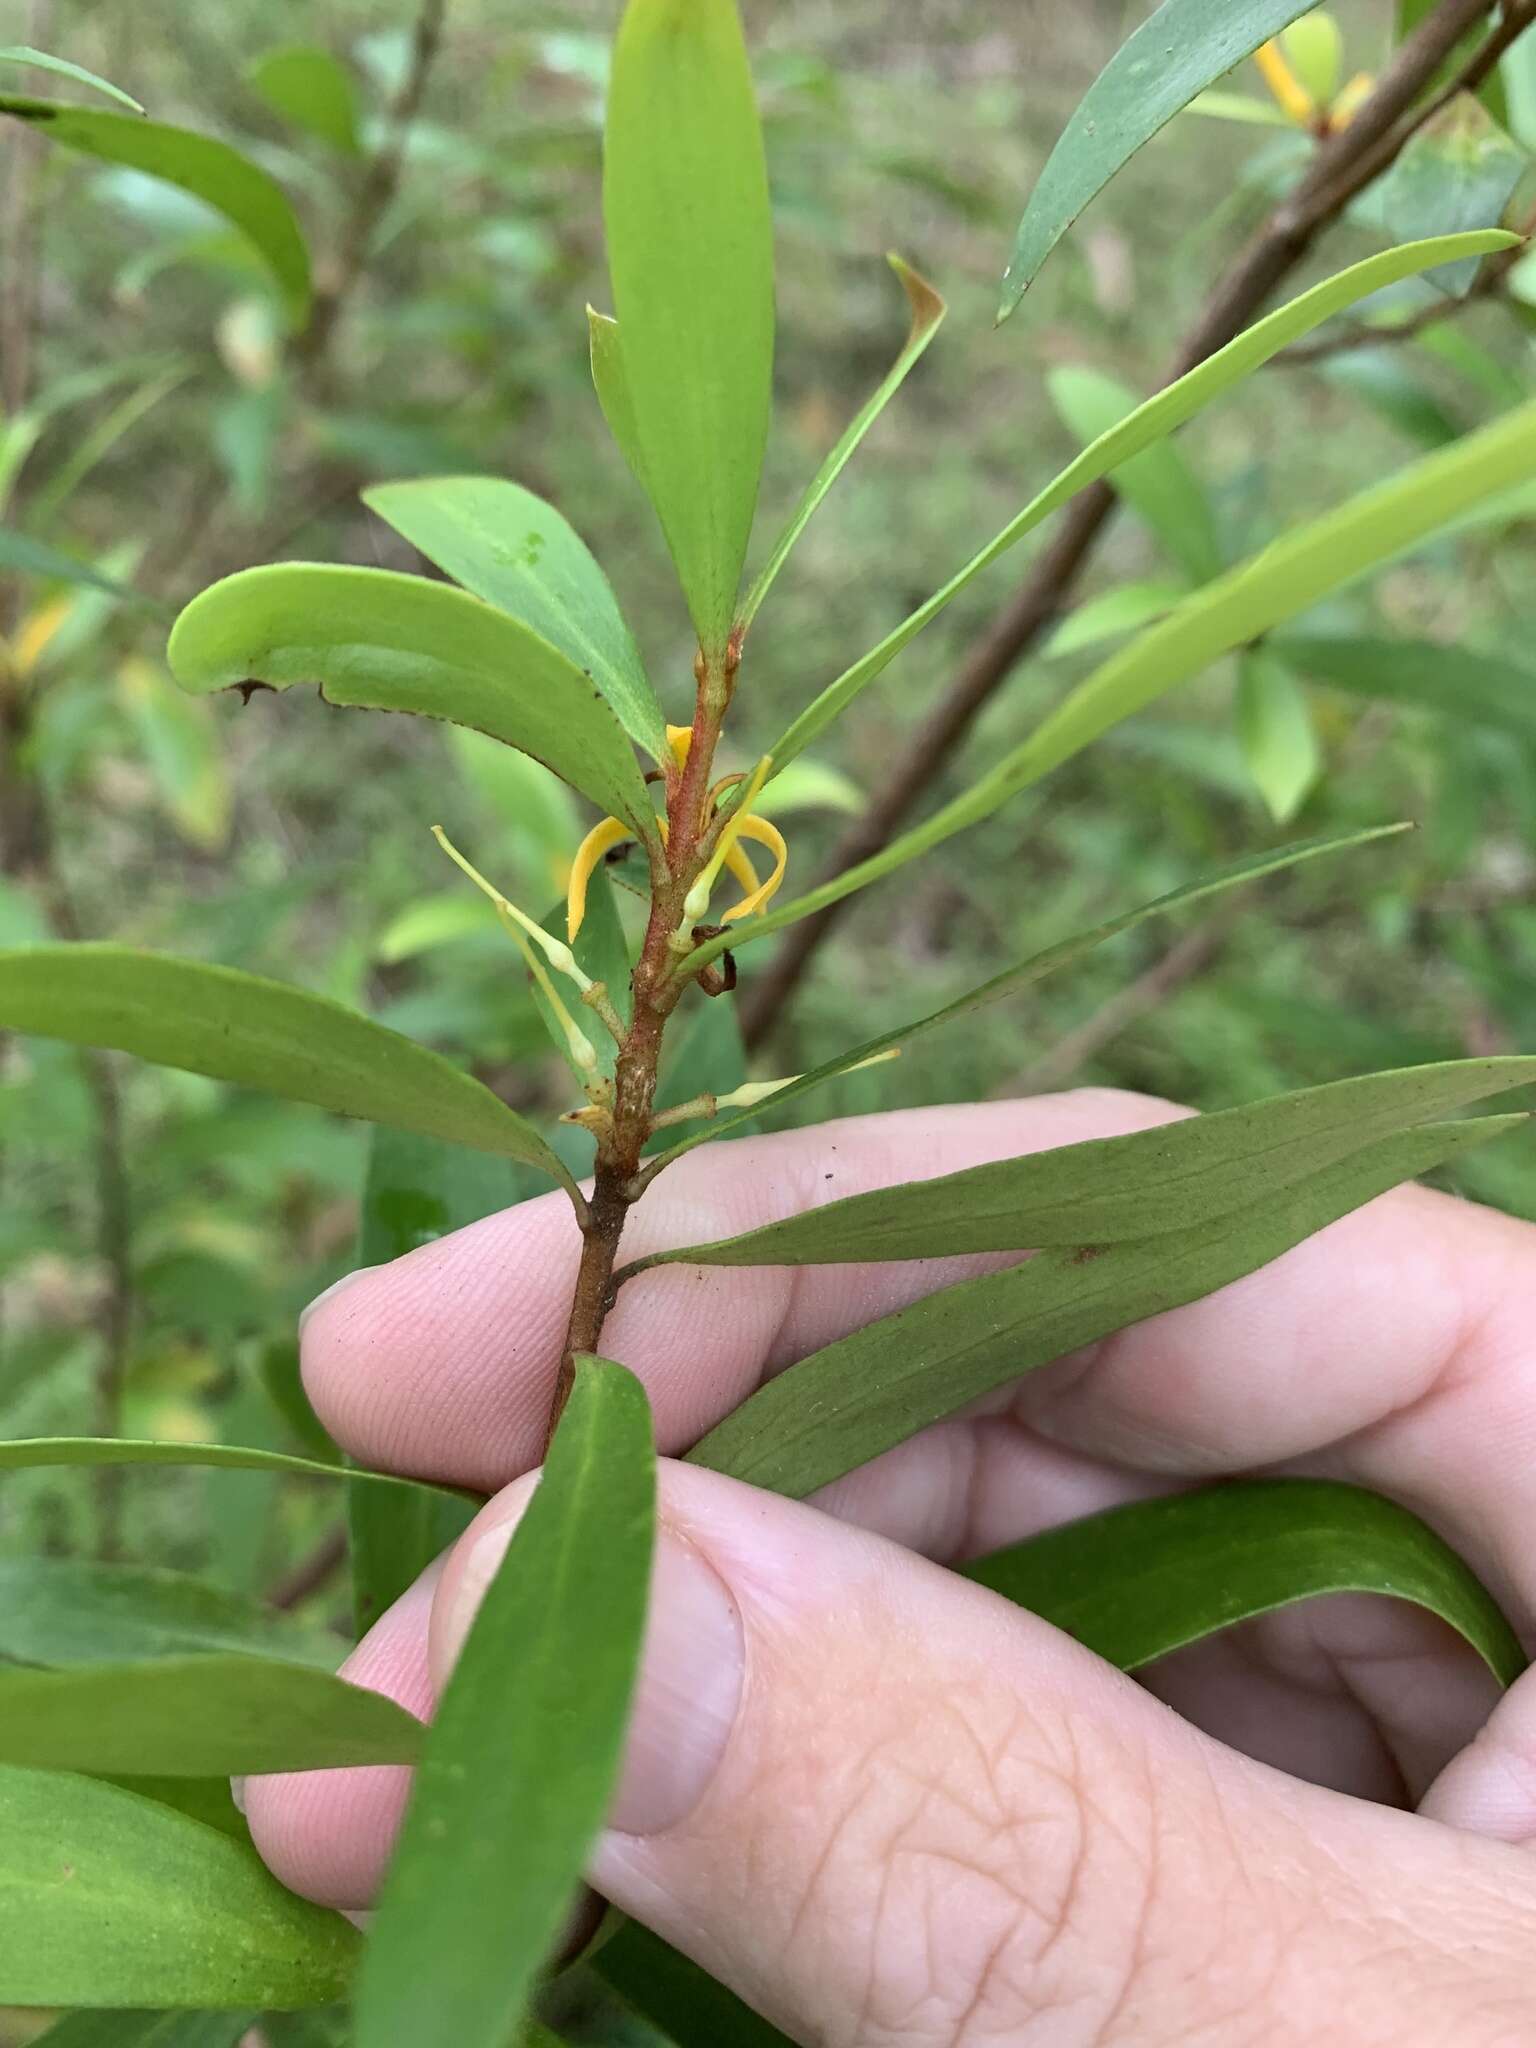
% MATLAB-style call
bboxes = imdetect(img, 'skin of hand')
[247,1090,1536,2047]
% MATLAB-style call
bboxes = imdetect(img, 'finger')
[301,1092,1176,1489]
[1422,1665,1536,1845]
[425,1465,1535,2047]
[243,1561,439,1911]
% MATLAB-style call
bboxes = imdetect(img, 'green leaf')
[0,1435,467,1508]
[0,1559,336,1669]
[748,756,865,819]
[118,657,232,852]
[966,1479,1526,1688]
[30,2009,256,2046]
[1047,366,1222,584]
[603,0,774,655]
[1045,578,1186,658]
[998,0,1319,314]
[1373,95,1529,294]
[0,1656,422,1776]
[1184,88,1296,128]
[586,308,649,492]
[348,1128,530,1633]
[594,1920,797,2048]
[354,1358,656,2048]
[364,477,668,761]
[0,99,310,327]
[647,824,1409,1172]
[0,1766,360,2007]
[768,233,1517,781]
[104,1776,248,1841]
[0,526,150,601]
[687,1114,1525,1499]
[1506,19,1536,149]
[248,44,362,156]
[644,1056,1536,1269]
[376,891,499,964]
[0,945,578,1193]
[1274,633,1536,741]
[169,564,656,842]
[0,47,144,113]
[1237,648,1320,822]
[717,386,1536,973]
[739,256,944,631]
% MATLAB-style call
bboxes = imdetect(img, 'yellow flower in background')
[1254,12,1373,137]
[566,722,787,941]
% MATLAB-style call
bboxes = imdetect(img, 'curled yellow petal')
[567,815,633,940]
[667,723,694,769]
[723,835,762,902]
[722,813,787,923]
[1254,39,1315,127]
[1330,71,1373,128]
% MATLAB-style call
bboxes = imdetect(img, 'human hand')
[248,1091,1536,2045]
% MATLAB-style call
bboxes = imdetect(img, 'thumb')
[432,1465,1536,2048]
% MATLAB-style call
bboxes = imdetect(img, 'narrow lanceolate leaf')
[0,945,578,1193]
[355,1358,656,2048]
[364,477,668,761]
[965,1479,1527,1688]
[739,257,945,631]
[603,0,774,656]
[646,824,1409,1172]
[0,48,144,113]
[0,99,310,326]
[0,1767,360,2007]
[711,385,1536,975]
[0,524,151,601]
[168,565,657,842]
[0,1656,423,1776]
[998,0,1319,315]
[347,1127,534,1634]
[767,234,1517,780]
[643,1057,1536,1269]
[1045,578,1185,658]
[0,1558,336,1669]
[1274,634,1536,743]
[1047,366,1222,584]
[1237,648,1320,823]
[687,1116,1524,1499]
[248,44,362,156]
[30,2010,256,2047]
[0,1435,468,1507]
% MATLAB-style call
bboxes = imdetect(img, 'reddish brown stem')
[542,649,738,1448]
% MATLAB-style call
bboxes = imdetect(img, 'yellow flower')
[1254,27,1372,136]
[566,725,788,940]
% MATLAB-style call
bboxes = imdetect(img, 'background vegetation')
[2,0,1534,1803]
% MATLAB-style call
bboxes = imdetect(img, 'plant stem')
[544,649,738,1448]
[738,0,1518,1050]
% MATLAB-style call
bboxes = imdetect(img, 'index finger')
[301,1091,1178,1490]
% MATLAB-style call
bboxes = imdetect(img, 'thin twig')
[739,0,1517,1049]
[297,0,448,366]
[1279,203,1535,364]
[269,1526,349,1612]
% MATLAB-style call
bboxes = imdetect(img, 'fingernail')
[300,1265,375,1334]
[433,1500,743,1839]
[609,1525,743,1835]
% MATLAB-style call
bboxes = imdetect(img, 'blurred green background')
[2,0,1535,1594]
